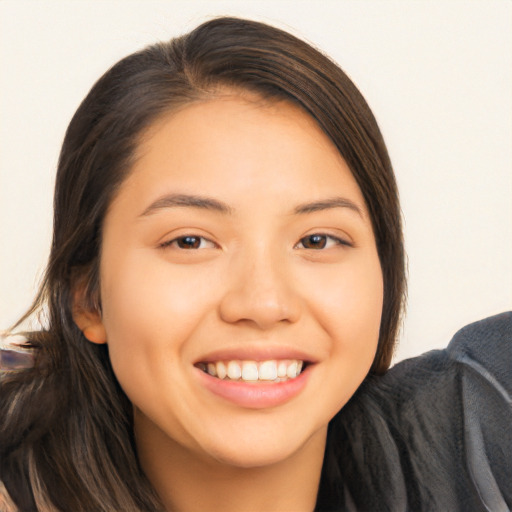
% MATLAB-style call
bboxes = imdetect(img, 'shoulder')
[328,313,512,511]
[374,312,512,442]
[377,311,511,402]
[444,312,512,509]
[446,311,511,394]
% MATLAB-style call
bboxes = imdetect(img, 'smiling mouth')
[196,359,306,383]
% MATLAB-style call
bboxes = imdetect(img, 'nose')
[218,247,301,330]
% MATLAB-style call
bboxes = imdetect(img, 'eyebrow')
[293,197,364,217]
[139,193,363,218]
[139,193,233,217]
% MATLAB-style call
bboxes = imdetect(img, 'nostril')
[218,292,301,329]
[217,255,302,328]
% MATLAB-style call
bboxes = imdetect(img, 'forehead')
[137,92,336,160]
[113,92,368,218]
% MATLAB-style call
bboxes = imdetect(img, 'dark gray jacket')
[317,312,512,511]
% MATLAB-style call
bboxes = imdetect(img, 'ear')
[72,286,107,345]
[73,307,107,345]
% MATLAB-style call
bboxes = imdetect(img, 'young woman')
[1,17,510,512]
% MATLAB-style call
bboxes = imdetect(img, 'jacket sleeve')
[447,312,512,511]
[321,312,512,512]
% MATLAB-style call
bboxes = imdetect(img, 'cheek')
[302,252,383,355]
[97,254,222,437]
[98,252,217,374]
[320,255,383,410]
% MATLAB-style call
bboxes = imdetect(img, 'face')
[83,93,383,469]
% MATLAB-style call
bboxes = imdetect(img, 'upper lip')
[195,345,318,364]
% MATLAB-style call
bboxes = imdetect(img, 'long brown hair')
[0,17,405,510]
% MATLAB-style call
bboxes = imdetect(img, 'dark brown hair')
[0,16,405,511]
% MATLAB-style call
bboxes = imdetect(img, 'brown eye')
[295,234,351,250]
[160,235,217,250]
[176,236,202,249]
[300,234,328,249]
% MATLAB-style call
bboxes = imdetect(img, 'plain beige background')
[1,0,511,363]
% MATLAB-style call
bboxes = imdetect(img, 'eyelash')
[294,234,352,250]
[159,233,351,250]
[159,235,217,250]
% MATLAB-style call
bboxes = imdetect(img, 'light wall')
[1,0,511,363]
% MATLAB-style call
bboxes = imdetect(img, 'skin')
[75,93,383,511]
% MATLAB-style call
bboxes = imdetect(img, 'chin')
[197,420,327,470]
[210,445,293,469]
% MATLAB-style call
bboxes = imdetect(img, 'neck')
[135,417,327,512]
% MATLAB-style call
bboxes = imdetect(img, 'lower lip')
[196,366,311,409]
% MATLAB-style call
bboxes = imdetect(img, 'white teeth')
[259,360,278,381]
[216,361,227,379]
[202,359,305,382]
[227,361,242,380]
[241,362,258,381]
[207,363,217,377]
[286,361,298,378]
